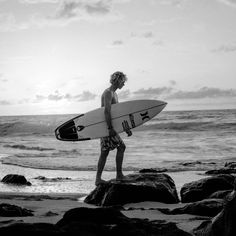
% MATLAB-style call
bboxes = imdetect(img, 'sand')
[0,191,208,235]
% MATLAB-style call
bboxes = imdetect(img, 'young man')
[95,71,132,186]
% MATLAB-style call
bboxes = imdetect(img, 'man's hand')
[109,128,117,137]
[125,128,132,137]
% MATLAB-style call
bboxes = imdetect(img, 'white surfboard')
[55,99,167,141]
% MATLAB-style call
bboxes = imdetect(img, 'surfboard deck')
[55,99,167,141]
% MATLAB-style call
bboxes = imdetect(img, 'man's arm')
[104,90,116,136]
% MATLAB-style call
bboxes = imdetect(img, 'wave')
[3,144,55,151]
[0,110,236,136]
[139,121,236,132]
[0,157,228,173]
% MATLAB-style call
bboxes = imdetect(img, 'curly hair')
[110,71,127,85]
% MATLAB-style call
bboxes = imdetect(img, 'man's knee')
[118,143,126,152]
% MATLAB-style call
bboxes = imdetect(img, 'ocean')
[0,109,236,195]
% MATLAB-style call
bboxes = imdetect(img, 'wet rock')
[180,174,235,203]
[85,173,179,206]
[159,198,224,217]
[207,190,232,199]
[205,168,236,175]
[193,191,236,236]
[56,207,191,236]
[1,174,31,186]
[139,168,168,173]
[0,222,61,235]
[0,203,34,217]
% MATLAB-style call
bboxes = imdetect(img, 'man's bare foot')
[116,174,128,182]
[95,179,107,186]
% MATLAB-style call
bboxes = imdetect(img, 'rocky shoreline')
[1,163,236,235]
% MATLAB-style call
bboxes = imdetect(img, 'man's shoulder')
[103,88,113,96]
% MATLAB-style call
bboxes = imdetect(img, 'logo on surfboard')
[140,111,150,121]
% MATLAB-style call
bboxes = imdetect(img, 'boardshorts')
[100,134,124,151]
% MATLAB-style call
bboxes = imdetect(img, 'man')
[95,71,132,186]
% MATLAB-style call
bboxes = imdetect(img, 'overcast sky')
[0,0,236,115]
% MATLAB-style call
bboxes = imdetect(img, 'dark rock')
[159,198,224,217]
[225,161,236,168]
[139,168,167,173]
[180,174,235,203]
[1,174,31,186]
[56,207,191,236]
[34,176,71,182]
[0,203,34,217]
[85,173,179,206]
[193,191,236,236]
[0,207,191,235]
[180,161,202,166]
[0,222,61,236]
[205,168,236,175]
[207,190,232,199]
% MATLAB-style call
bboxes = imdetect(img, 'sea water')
[0,109,236,195]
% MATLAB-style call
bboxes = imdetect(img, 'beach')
[0,109,236,234]
[0,190,208,234]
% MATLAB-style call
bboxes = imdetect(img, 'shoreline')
[0,191,206,234]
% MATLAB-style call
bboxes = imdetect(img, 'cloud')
[0,100,11,105]
[51,0,122,23]
[76,90,97,101]
[117,89,131,100]
[0,0,126,31]
[0,73,8,82]
[33,90,97,103]
[166,87,236,100]
[211,43,236,53]
[133,87,173,96]
[154,0,187,7]
[217,0,236,8]
[131,31,155,39]
[112,40,124,46]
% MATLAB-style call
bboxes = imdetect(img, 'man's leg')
[116,143,126,180]
[95,149,109,186]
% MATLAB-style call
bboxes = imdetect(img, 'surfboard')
[55,99,167,141]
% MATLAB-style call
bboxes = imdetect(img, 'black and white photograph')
[0,0,236,235]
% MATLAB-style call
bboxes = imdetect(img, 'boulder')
[0,203,34,217]
[0,222,61,235]
[159,198,224,217]
[207,190,232,199]
[205,169,236,175]
[0,207,192,235]
[1,174,31,186]
[193,191,236,236]
[85,173,179,206]
[56,207,191,236]
[180,174,235,203]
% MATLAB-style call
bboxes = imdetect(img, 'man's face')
[117,79,125,89]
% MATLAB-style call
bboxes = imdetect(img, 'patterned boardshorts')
[100,133,124,151]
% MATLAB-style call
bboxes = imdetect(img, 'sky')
[0,0,236,116]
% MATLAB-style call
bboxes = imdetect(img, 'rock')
[0,203,34,217]
[225,162,236,168]
[56,207,191,236]
[180,174,235,203]
[159,198,224,217]
[139,168,167,173]
[207,190,232,199]
[0,206,191,235]
[205,168,236,175]
[193,190,236,236]
[0,222,61,235]
[85,173,179,206]
[1,174,31,186]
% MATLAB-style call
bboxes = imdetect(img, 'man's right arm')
[104,91,116,136]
